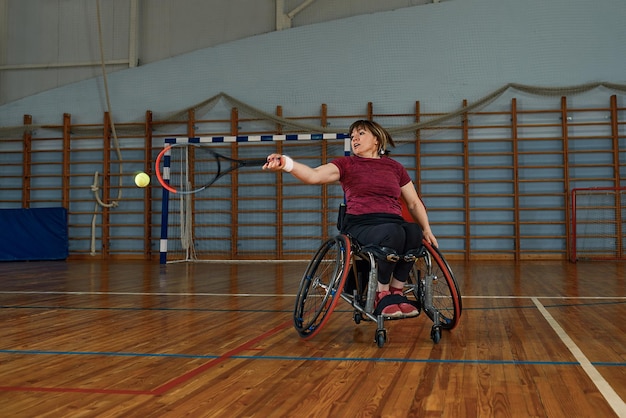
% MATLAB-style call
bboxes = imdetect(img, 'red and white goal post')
[570,186,626,262]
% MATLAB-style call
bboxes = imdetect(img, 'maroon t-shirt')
[331,155,412,216]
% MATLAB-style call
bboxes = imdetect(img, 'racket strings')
[168,145,222,194]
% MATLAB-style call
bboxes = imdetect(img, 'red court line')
[0,319,293,396]
[0,386,153,395]
[152,319,292,395]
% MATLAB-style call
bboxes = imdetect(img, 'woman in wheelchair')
[264,119,437,319]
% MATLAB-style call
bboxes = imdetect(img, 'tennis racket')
[155,143,268,194]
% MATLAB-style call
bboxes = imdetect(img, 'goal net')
[570,187,626,262]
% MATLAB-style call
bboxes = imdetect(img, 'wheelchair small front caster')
[353,311,362,324]
[430,325,441,344]
[375,329,387,348]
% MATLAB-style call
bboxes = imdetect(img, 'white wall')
[0,0,625,128]
[0,0,435,105]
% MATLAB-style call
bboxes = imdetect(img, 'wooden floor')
[0,258,625,417]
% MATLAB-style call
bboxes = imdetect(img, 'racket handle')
[247,158,272,166]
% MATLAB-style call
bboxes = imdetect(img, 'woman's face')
[350,125,379,158]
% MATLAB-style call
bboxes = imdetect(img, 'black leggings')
[345,219,423,285]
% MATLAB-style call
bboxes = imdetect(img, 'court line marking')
[1,297,625,399]
[0,291,294,297]
[2,348,624,367]
[0,319,293,396]
[150,319,292,395]
[532,297,626,417]
[0,291,625,300]
[2,300,624,314]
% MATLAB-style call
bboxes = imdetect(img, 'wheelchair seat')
[337,202,424,263]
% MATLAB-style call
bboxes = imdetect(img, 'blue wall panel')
[0,208,69,261]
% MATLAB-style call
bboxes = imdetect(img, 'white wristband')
[282,155,294,172]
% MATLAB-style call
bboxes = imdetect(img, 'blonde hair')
[348,119,395,155]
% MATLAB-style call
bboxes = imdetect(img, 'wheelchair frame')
[293,234,462,347]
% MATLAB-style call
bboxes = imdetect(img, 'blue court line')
[1,348,624,367]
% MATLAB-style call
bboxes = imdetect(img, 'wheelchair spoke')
[293,235,351,339]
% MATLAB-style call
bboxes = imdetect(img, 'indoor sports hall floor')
[0,259,625,417]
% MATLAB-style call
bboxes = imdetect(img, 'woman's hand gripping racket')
[155,143,268,194]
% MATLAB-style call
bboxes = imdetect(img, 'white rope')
[3,82,626,138]
[94,0,123,207]
[89,0,124,255]
[178,147,196,261]
[180,193,196,261]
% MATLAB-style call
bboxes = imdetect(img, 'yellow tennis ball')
[134,172,150,188]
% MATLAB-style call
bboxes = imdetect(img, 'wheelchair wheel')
[293,234,352,339]
[412,240,462,330]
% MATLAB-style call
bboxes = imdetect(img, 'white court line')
[0,291,293,297]
[532,297,626,417]
[462,296,626,300]
[0,290,308,298]
[166,259,309,264]
[0,291,625,299]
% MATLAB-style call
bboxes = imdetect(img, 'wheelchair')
[293,206,462,348]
